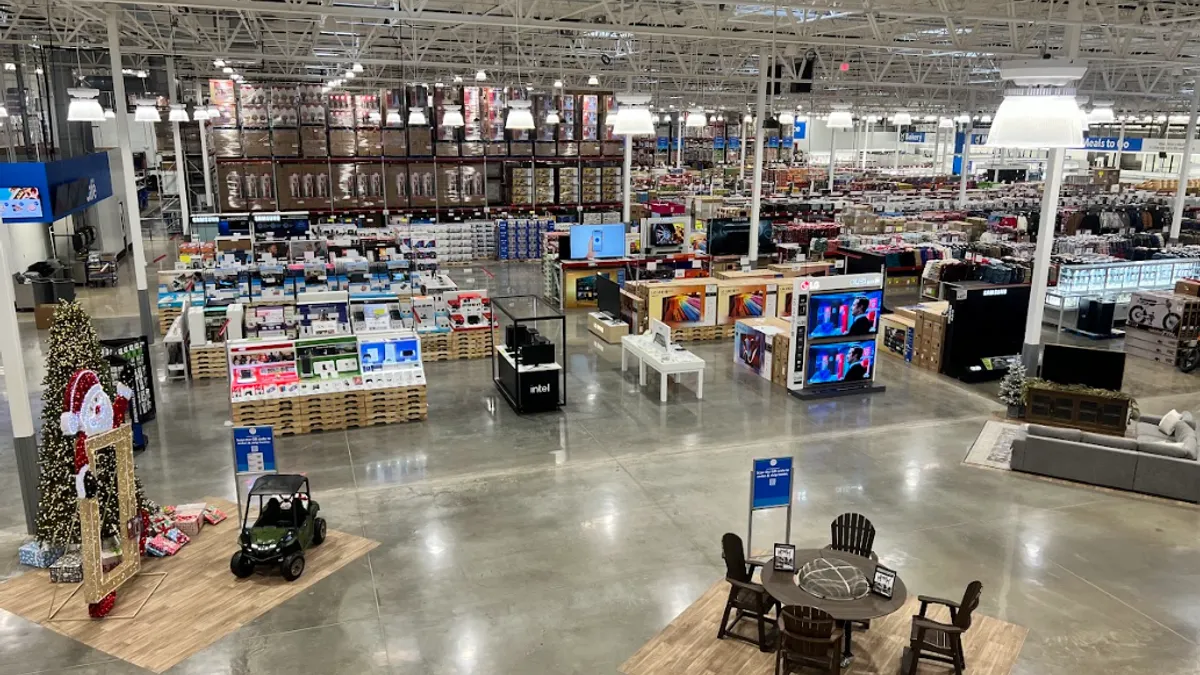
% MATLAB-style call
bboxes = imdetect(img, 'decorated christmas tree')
[34,302,150,547]
[998,362,1027,410]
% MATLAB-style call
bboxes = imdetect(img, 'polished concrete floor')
[1,253,1200,674]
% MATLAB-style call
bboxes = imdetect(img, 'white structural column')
[861,118,870,169]
[1021,0,1083,369]
[893,127,901,171]
[932,128,942,174]
[1169,83,1200,242]
[195,82,213,210]
[166,57,191,237]
[747,51,770,263]
[621,76,633,224]
[1113,120,1126,171]
[738,115,747,185]
[107,10,155,339]
[958,123,973,207]
[0,215,38,534]
[675,114,682,169]
[827,128,836,191]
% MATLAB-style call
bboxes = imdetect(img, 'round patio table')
[761,548,908,666]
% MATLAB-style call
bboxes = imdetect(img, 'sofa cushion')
[1080,432,1139,451]
[1137,436,1198,461]
[1027,424,1081,442]
[1159,410,1183,436]
[1137,422,1170,441]
[1182,411,1196,430]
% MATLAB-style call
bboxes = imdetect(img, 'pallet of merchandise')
[671,325,719,342]
[189,345,228,379]
[449,329,494,360]
[158,307,181,336]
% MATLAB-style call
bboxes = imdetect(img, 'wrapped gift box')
[164,528,191,546]
[145,535,182,557]
[18,541,63,568]
[101,549,123,573]
[49,553,83,583]
[203,506,228,525]
[173,503,207,537]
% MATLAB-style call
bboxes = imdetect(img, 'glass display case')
[1047,258,1200,311]
[490,295,566,413]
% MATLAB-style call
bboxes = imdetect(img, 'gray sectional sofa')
[1010,412,1200,502]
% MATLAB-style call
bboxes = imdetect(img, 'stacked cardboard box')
[880,314,916,361]
[906,301,949,372]
[1125,290,1200,364]
[1175,279,1200,298]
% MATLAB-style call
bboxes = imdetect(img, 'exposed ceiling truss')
[4,0,1200,114]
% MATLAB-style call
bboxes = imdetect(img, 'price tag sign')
[674,269,685,278]
[692,260,702,268]
[646,262,658,271]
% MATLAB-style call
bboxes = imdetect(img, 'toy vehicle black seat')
[255,498,283,528]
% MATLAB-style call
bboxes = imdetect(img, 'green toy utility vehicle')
[230,474,326,581]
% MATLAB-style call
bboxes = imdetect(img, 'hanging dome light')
[0,105,9,119]
[954,113,971,124]
[938,117,954,129]
[545,108,560,125]
[345,70,357,80]
[778,110,795,126]
[368,109,381,123]
[475,69,487,81]
[66,87,105,122]
[613,93,655,136]
[214,59,226,68]
[408,107,428,126]
[222,66,233,74]
[386,110,402,126]
[352,62,364,73]
[685,107,707,128]
[553,79,563,89]
[826,110,854,129]
[207,104,221,117]
[103,108,115,120]
[922,114,937,122]
[588,74,599,86]
[892,112,913,125]
[453,75,463,84]
[987,59,1088,148]
[134,99,161,123]
[1088,101,1116,125]
[506,100,535,130]
[192,106,210,121]
[167,104,189,122]
[442,104,465,128]
[743,113,753,124]
[716,113,725,122]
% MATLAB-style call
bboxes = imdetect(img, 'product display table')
[762,548,907,666]
[620,334,705,402]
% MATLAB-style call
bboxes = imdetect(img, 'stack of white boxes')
[468,220,496,260]
[410,222,473,265]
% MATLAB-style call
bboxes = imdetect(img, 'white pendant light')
[352,62,364,73]
[475,69,487,82]
[207,104,220,117]
[135,99,161,123]
[778,110,795,126]
[588,74,599,86]
[938,117,954,129]
[716,114,725,123]
[826,110,854,129]
[386,110,402,125]
[954,113,971,124]
[368,109,381,123]
[986,59,1088,148]
[214,59,226,68]
[892,112,912,125]
[922,114,937,122]
[1088,101,1116,125]
[408,107,428,126]
[685,107,707,128]
[104,108,115,120]
[345,70,357,80]
[453,75,463,84]
[222,66,233,74]
[981,114,993,123]
[545,108,560,125]
[66,87,105,122]
[168,104,189,122]
[0,105,9,119]
[612,93,655,136]
[506,100,535,130]
[442,104,465,128]
[192,106,210,121]
[553,79,563,89]
[743,113,753,124]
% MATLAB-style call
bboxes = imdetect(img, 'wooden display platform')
[671,324,736,343]
[157,307,181,336]
[189,344,228,380]
[620,580,1026,675]
[231,384,428,435]
[0,499,378,674]
[420,330,494,361]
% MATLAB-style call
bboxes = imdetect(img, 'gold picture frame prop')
[78,423,142,606]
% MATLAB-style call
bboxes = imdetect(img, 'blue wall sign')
[233,425,277,473]
[766,136,780,148]
[1082,136,1143,152]
[0,152,112,223]
[902,132,927,143]
[714,137,726,150]
[970,133,988,145]
[793,121,807,140]
[752,457,793,510]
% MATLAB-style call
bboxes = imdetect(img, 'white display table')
[621,334,705,402]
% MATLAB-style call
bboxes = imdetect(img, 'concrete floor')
[1,254,1200,674]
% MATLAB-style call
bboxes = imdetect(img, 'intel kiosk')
[491,295,567,414]
[785,273,887,400]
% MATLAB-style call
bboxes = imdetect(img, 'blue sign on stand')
[233,425,277,473]
[752,457,793,510]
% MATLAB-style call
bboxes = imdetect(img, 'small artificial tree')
[998,362,1028,414]
[34,301,150,547]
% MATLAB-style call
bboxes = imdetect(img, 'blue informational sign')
[781,136,793,147]
[0,187,44,219]
[714,137,726,150]
[752,457,793,510]
[1082,136,1143,152]
[767,136,780,148]
[902,132,927,143]
[793,121,807,140]
[970,133,988,146]
[729,138,742,150]
[657,137,669,151]
[233,425,277,473]
[0,152,112,223]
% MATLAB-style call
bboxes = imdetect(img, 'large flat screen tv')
[1041,344,1125,391]
[708,218,776,257]
[596,273,621,317]
[807,289,883,339]
[806,339,877,386]
[569,223,625,259]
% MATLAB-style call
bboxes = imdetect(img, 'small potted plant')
[999,362,1027,419]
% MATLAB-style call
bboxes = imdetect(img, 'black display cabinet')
[490,296,566,413]
[100,337,157,422]
[942,281,1031,382]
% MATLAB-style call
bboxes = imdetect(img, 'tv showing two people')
[569,224,625,260]
[807,290,882,338]
[806,340,876,386]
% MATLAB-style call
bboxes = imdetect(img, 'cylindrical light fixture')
[986,59,1087,148]
[168,104,189,122]
[778,111,795,126]
[892,112,913,125]
[506,100,535,130]
[67,87,106,122]
[938,117,954,129]
[192,106,210,121]
[386,110,402,126]
[588,75,599,86]
[475,69,487,82]
[545,108,560,125]
[408,107,428,126]
[442,104,465,128]
[685,107,707,128]
[134,99,161,123]
[612,94,655,136]
[352,62,364,73]
[826,110,854,129]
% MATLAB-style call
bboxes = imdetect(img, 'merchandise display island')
[491,295,567,414]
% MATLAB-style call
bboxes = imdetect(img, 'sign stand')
[747,457,794,559]
[232,425,277,513]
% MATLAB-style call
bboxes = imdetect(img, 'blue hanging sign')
[1082,136,1143,152]
[902,132,927,143]
[714,137,726,150]
[233,425,277,473]
[752,457,793,510]
[793,121,807,140]
[656,137,669,151]
[729,138,742,150]
[767,136,780,148]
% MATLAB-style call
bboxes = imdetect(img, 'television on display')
[359,335,421,372]
[729,291,766,318]
[805,340,876,386]
[807,290,883,339]
[1041,344,1126,392]
[663,292,705,323]
[596,274,621,317]
[569,223,625,259]
[651,221,685,247]
[707,218,776,257]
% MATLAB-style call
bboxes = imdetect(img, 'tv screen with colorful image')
[737,329,765,373]
[807,290,883,339]
[728,290,766,319]
[569,223,626,259]
[805,340,876,386]
[663,292,705,324]
[652,221,685,247]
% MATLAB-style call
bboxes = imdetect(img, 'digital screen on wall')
[0,187,44,219]
[569,224,626,259]
[806,339,876,386]
[807,290,883,339]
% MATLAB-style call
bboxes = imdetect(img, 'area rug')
[620,580,1027,675]
[0,498,379,673]
[964,420,1025,470]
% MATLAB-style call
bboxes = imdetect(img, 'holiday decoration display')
[49,552,83,584]
[998,362,1028,418]
[18,541,63,568]
[203,506,228,525]
[34,302,152,549]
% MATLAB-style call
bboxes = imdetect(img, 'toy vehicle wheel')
[313,517,327,546]
[1164,312,1182,333]
[1129,305,1147,326]
[281,552,305,581]
[230,551,255,578]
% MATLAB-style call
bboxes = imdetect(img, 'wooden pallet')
[189,345,228,380]
[231,384,428,435]
[158,307,182,336]
[419,330,494,361]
